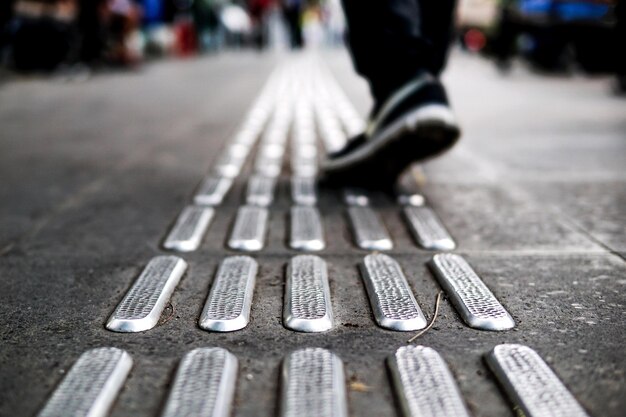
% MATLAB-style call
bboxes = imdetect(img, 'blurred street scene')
[0,2,625,417]
[0,0,624,88]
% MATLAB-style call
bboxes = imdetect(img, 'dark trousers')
[341,0,457,105]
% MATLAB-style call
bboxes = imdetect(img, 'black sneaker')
[320,73,460,190]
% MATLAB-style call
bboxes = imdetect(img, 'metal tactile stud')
[403,206,455,251]
[37,347,133,417]
[228,205,269,252]
[160,347,238,417]
[429,254,514,331]
[486,344,591,417]
[388,345,471,417]
[280,348,348,417]
[163,205,214,252]
[199,256,258,332]
[360,254,427,331]
[107,256,187,333]
[284,255,333,332]
[347,206,393,251]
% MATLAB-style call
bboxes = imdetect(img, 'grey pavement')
[1,49,625,417]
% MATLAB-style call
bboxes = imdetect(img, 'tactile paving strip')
[37,347,132,417]
[284,255,333,332]
[347,206,393,251]
[199,256,258,332]
[403,206,455,251]
[245,175,276,207]
[194,176,233,206]
[486,344,590,417]
[291,176,317,206]
[429,254,515,331]
[290,206,325,251]
[280,348,348,417]
[388,346,471,417]
[360,254,427,331]
[162,205,214,252]
[228,205,269,252]
[161,347,238,417]
[107,256,187,333]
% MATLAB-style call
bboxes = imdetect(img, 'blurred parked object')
[488,0,619,73]
[220,3,252,46]
[10,0,78,72]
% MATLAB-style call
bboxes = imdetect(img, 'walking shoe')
[320,73,460,190]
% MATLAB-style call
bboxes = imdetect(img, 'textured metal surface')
[228,205,269,251]
[199,256,258,332]
[343,188,370,206]
[254,161,282,178]
[290,206,325,251]
[360,254,427,331]
[291,177,317,206]
[161,348,238,417]
[388,346,471,417]
[280,348,348,417]
[214,153,244,178]
[245,175,276,207]
[397,194,426,207]
[37,347,132,417]
[194,176,233,206]
[162,206,214,252]
[347,206,393,251]
[403,206,456,251]
[107,256,187,332]
[486,344,591,417]
[291,159,318,178]
[284,255,333,332]
[429,254,515,331]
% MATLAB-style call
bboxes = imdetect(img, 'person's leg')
[322,0,460,190]
[419,0,456,76]
[341,0,455,104]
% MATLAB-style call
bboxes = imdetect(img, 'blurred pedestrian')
[249,0,273,49]
[322,0,461,190]
[281,0,303,49]
[103,0,142,65]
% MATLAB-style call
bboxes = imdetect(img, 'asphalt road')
[1,49,625,417]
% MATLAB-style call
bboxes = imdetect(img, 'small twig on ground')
[159,302,176,326]
[407,291,443,343]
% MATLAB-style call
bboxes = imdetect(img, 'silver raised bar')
[161,348,238,417]
[486,344,591,417]
[199,256,258,332]
[290,206,325,251]
[403,206,455,251]
[291,176,317,206]
[163,206,214,252]
[194,176,233,206]
[429,254,515,331]
[280,348,348,417]
[228,205,268,251]
[388,346,471,417]
[284,255,333,332]
[347,206,393,251]
[343,188,370,206]
[107,256,187,332]
[37,347,132,417]
[246,175,276,207]
[360,254,426,331]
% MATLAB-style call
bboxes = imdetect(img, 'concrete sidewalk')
[0,49,624,417]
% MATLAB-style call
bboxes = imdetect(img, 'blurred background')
[0,0,623,90]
